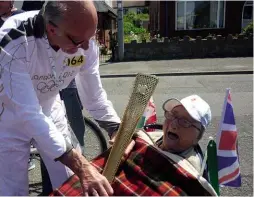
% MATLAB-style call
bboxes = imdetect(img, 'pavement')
[29,57,253,196]
[99,57,253,77]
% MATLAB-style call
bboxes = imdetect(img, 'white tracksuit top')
[0,11,120,159]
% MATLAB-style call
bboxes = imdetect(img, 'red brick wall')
[224,1,245,34]
[149,1,160,36]
[152,1,246,38]
[97,13,116,48]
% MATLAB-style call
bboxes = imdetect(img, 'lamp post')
[117,0,124,61]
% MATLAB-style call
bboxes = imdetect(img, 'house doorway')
[242,1,253,30]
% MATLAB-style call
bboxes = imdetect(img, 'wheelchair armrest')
[143,124,163,131]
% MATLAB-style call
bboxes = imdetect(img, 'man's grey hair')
[43,1,67,25]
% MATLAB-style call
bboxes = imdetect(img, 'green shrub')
[136,13,149,21]
[100,45,108,55]
[124,32,150,43]
[139,32,150,41]
[124,21,136,35]
[123,11,150,43]
[243,22,253,36]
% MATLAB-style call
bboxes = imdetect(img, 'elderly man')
[136,95,211,174]
[0,1,121,195]
[0,0,37,173]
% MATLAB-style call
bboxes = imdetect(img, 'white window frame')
[175,1,226,31]
[242,1,253,24]
[241,1,254,30]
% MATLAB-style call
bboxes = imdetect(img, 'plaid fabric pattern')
[50,138,212,196]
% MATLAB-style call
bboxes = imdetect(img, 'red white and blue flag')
[144,96,157,131]
[137,96,157,131]
[216,88,241,187]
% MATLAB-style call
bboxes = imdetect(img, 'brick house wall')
[97,13,116,48]
[149,1,246,38]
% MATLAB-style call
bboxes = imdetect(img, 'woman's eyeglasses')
[164,111,201,131]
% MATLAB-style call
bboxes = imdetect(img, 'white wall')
[104,0,113,8]
[14,0,24,10]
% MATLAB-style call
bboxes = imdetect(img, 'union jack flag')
[216,88,241,187]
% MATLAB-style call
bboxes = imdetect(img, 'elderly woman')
[135,95,211,175]
[52,95,217,196]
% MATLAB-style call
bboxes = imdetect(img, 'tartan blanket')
[50,138,214,196]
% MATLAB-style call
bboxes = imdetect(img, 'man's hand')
[58,149,113,196]
[78,163,113,196]
[109,132,135,157]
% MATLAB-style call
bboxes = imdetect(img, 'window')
[243,1,253,20]
[243,6,253,19]
[123,8,129,15]
[176,1,225,30]
[242,1,253,29]
[137,7,149,14]
[137,8,142,14]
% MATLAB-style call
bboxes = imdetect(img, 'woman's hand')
[109,132,136,157]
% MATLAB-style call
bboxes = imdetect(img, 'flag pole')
[207,137,220,195]
[136,116,146,128]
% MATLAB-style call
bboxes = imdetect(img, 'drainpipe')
[117,0,124,61]
[165,1,168,37]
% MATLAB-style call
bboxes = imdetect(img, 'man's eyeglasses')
[164,111,201,131]
[49,21,85,47]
